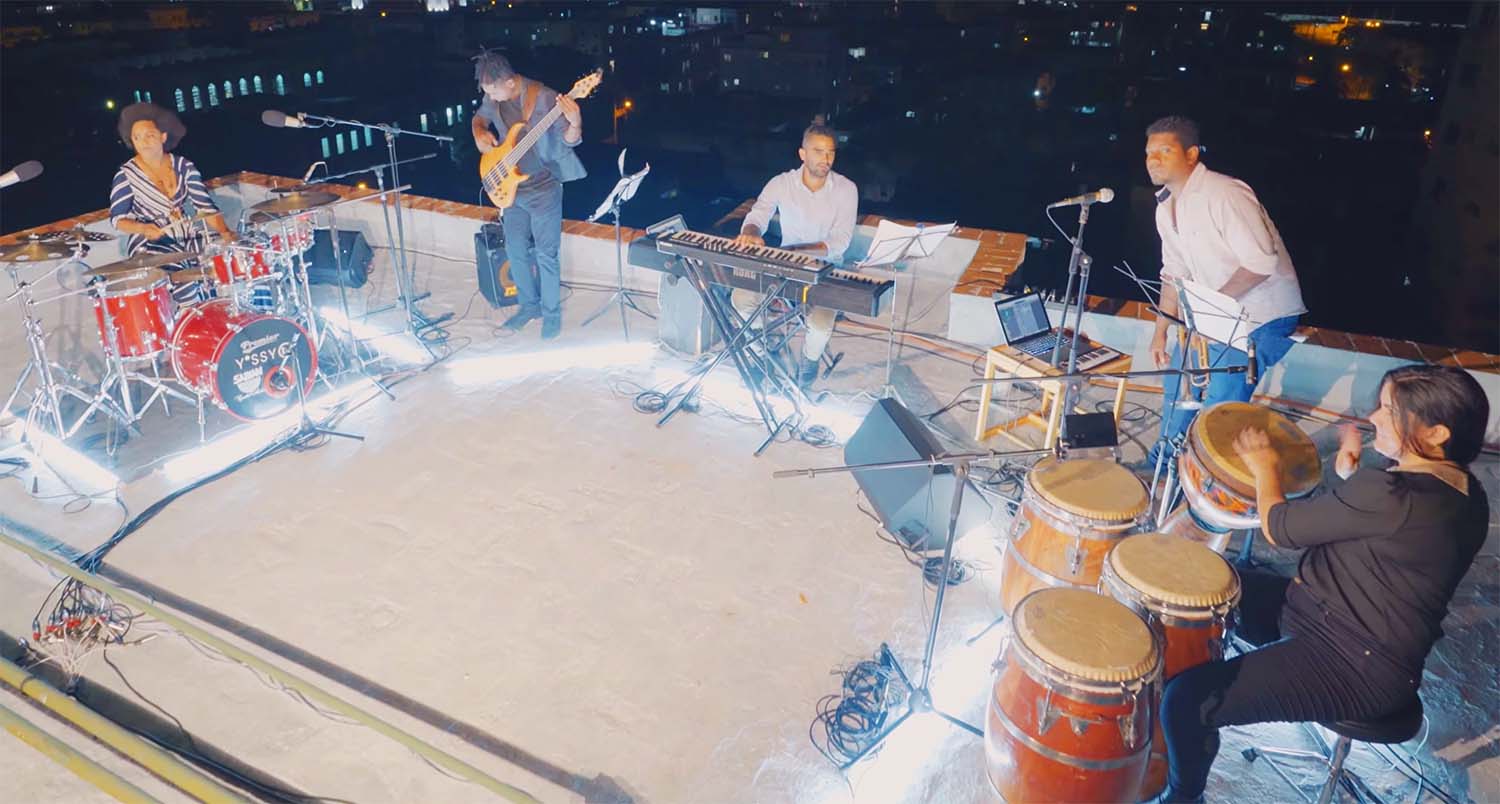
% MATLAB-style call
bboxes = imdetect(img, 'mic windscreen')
[13,161,43,182]
[261,110,289,128]
[1097,187,1116,204]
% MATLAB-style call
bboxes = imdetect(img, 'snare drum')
[1000,459,1149,615]
[170,299,316,420]
[92,270,176,358]
[1178,402,1321,533]
[986,587,1161,803]
[1100,533,1241,799]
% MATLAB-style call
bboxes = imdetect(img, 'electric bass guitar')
[477,69,603,210]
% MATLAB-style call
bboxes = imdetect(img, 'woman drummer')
[1151,364,1490,803]
[108,102,235,302]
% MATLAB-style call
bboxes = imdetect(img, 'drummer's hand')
[141,224,166,241]
[1233,427,1279,477]
[1334,423,1362,479]
[1150,329,1171,370]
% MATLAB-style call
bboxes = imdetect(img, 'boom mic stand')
[775,446,1053,769]
[271,112,454,352]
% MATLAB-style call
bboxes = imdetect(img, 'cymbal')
[39,228,116,244]
[0,239,73,263]
[86,251,193,278]
[249,191,339,216]
[167,268,212,285]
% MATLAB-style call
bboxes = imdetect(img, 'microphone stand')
[288,113,454,353]
[774,446,1055,770]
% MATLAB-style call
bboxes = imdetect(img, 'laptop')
[994,292,1123,371]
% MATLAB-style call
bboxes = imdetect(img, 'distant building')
[1410,2,1500,350]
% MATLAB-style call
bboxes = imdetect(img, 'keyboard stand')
[656,257,812,455]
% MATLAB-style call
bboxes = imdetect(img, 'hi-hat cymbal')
[86,251,193,278]
[250,191,339,216]
[0,238,73,263]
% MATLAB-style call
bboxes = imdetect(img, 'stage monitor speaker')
[306,229,372,288]
[844,398,994,552]
[475,223,519,308]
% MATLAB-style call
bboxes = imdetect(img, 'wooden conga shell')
[1000,459,1148,614]
[1100,533,1241,799]
[986,588,1161,803]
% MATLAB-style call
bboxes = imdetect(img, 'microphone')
[0,161,44,189]
[261,110,306,129]
[301,161,326,183]
[1047,187,1115,209]
[1245,340,1258,387]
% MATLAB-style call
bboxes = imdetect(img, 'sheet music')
[855,219,957,269]
[1178,279,1257,351]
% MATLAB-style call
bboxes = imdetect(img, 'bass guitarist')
[471,50,586,340]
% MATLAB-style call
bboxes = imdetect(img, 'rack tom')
[986,587,1161,803]
[1100,533,1241,798]
[92,270,175,358]
[1000,459,1149,615]
[1178,402,1320,534]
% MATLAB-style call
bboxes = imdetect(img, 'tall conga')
[1000,459,1149,615]
[1100,533,1241,798]
[986,588,1161,803]
[1177,402,1320,535]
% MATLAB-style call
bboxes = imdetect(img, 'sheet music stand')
[856,220,956,402]
[582,149,652,339]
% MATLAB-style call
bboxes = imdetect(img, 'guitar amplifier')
[474,223,518,308]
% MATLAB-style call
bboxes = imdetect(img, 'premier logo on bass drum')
[233,333,296,373]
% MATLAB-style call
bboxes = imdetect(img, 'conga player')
[1152,365,1490,803]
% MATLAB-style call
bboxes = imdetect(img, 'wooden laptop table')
[973,337,1133,450]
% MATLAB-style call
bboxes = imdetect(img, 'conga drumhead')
[1191,402,1320,500]
[1027,458,1148,522]
[1013,588,1158,684]
[1108,533,1238,610]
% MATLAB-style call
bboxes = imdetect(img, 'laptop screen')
[994,293,1051,344]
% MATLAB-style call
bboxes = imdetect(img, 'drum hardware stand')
[2,267,129,443]
[658,259,813,456]
[581,149,652,337]
[776,446,1053,769]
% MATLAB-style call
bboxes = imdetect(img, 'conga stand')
[775,446,1052,769]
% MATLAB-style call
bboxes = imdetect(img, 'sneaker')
[503,306,540,331]
[540,315,561,340]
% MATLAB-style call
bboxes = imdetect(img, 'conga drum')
[986,588,1161,803]
[1178,402,1320,535]
[1100,533,1241,798]
[1000,459,1149,615]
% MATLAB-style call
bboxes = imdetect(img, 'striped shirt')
[108,154,220,256]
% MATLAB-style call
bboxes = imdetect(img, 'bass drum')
[170,299,316,420]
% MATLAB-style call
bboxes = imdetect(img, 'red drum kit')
[2,190,347,449]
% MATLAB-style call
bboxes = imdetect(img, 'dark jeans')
[1160,314,1300,444]
[501,182,564,318]
[1160,570,1420,798]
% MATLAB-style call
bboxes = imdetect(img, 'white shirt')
[1157,163,1305,324]
[742,168,859,263]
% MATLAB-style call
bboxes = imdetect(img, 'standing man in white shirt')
[733,122,859,390]
[1145,116,1306,459]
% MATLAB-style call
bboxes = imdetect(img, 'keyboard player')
[732,122,858,390]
